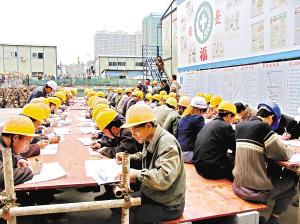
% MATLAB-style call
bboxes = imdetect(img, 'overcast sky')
[0,0,172,65]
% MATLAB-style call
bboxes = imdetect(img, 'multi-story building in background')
[94,30,142,58]
[142,12,163,48]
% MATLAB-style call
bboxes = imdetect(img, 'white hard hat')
[46,80,57,90]
[138,81,142,84]
[190,96,207,109]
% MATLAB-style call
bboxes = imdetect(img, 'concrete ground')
[0,108,298,223]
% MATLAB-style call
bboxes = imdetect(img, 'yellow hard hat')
[204,94,213,103]
[92,97,106,108]
[166,97,177,107]
[210,95,223,107]
[95,108,118,132]
[60,91,67,97]
[117,88,123,94]
[153,94,162,102]
[37,103,51,119]
[92,104,109,119]
[54,92,66,103]
[153,81,157,85]
[30,98,45,104]
[122,104,156,128]
[135,88,140,91]
[64,89,72,96]
[21,103,45,122]
[48,97,61,108]
[134,91,143,99]
[39,97,49,106]
[146,95,153,101]
[88,96,98,108]
[2,116,39,137]
[107,87,112,90]
[196,93,205,97]
[94,98,109,106]
[146,93,152,96]
[169,92,176,98]
[125,88,132,93]
[59,88,65,92]
[163,95,170,101]
[178,96,192,107]
[217,101,237,115]
[96,91,105,98]
[160,91,167,96]
[87,91,96,98]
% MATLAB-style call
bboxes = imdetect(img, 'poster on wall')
[177,0,300,72]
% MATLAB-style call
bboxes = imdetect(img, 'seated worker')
[0,116,42,188]
[90,108,142,158]
[47,97,67,122]
[124,91,144,116]
[233,101,297,224]
[117,88,132,113]
[26,80,57,103]
[192,101,236,181]
[153,97,175,127]
[114,88,123,108]
[234,102,257,123]
[274,113,297,136]
[150,94,162,109]
[208,95,222,120]
[151,81,159,95]
[162,95,191,136]
[176,97,206,163]
[112,104,186,224]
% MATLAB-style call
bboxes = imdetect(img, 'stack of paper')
[53,128,70,135]
[79,127,97,134]
[282,140,300,147]
[77,122,96,127]
[88,147,101,155]
[24,162,67,184]
[40,144,59,155]
[77,137,95,146]
[58,118,72,126]
[85,160,122,185]
[289,154,300,163]
[59,112,70,115]
[77,117,93,122]
[79,113,87,117]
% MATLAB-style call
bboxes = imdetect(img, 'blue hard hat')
[257,101,281,130]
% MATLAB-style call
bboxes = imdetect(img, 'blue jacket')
[176,115,205,152]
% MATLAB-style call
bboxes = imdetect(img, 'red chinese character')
[289,62,292,66]
[188,26,193,38]
[215,10,221,26]
[200,47,208,61]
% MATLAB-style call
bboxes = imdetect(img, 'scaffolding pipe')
[0,198,141,217]
[1,148,140,223]
[2,147,17,224]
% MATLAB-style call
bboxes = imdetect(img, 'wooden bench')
[163,164,267,224]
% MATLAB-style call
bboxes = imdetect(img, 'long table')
[15,98,102,191]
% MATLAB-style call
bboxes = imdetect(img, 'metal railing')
[0,149,140,224]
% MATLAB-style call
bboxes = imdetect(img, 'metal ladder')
[142,45,171,86]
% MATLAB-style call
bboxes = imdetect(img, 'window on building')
[109,62,117,66]
[118,62,126,66]
[32,53,43,59]
[38,53,43,59]
[135,62,143,66]
[31,72,44,77]
[4,51,17,59]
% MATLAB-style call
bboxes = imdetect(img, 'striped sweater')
[233,117,294,190]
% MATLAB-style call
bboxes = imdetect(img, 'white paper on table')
[88,147,100,155]
[59,112,70,115]
[77,122,96,127]
[24,162,67,184]
[77,117,93,122]
[58,118,72,126]
[79,113,87,117]
[289,154,300,163]
[85,159,122,185]
[77,137,95,146]
[40,144,59,155]
[79,127,96,134]
[53,128,70,135]
[282,140,300,147]
[46,134,65,143]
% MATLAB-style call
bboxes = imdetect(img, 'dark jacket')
[0,136,33,188]
[288,122,300,139]
[161,84,170,94]
[192,115,236,168]
[98,128,143,158]
[122,96,132,117]
[125,97,137,115]
[274,114,297,135]
[26,86,46,104]
[176,115,205,152]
